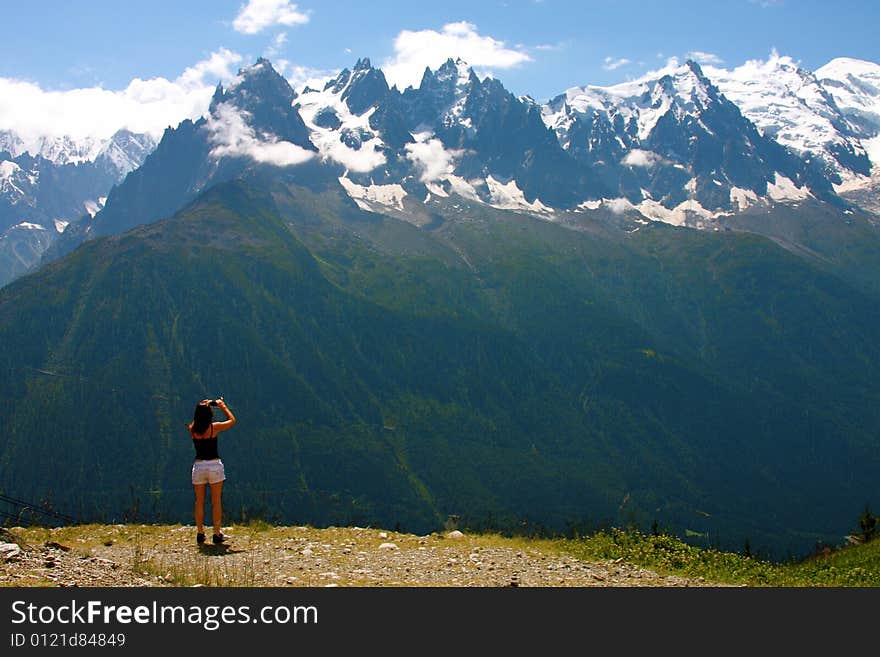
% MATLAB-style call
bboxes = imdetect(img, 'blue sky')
[2,0,878,141]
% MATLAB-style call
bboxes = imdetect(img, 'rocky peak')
[342,57,392,115]
[94,129,158,179]
[214,58,298,116]
[436,57,471,81]
[353,57,373,72]
[418,58,476,95]
[651,61,718,114]
[405,58,483,127]
[210,82,225,107]
[325,68,352,94]
[209,58,313,150]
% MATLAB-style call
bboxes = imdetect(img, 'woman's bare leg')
[209,481,223,536]
[193,484,207,534]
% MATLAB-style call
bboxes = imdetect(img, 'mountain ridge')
[3,54,880,288]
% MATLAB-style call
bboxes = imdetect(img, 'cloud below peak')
[0,49,243,145]
[206,102,314,166]
[405,136,462,182]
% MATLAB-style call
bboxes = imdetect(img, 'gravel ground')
[1,525,711,588]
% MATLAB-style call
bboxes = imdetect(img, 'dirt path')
[1,524,712,587]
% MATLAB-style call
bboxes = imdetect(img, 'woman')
[189,398,236,545]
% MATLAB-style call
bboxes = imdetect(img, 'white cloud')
[382,22,532,90]
[286,65,336,92]
[263,58,334,90]
[622,149,663,168]
[232,0,309,35]
[0,49,243,144]
[607,198,634,214]
[405,137,461,182]
[318,135,386,172]
[603,56,631,71]
[687,51,724,65]
[206,102,314,166]
[534,41,568,52]
[265,32,288,59]
[177,48,244,88]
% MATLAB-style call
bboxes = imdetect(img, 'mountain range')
[1,56,879,556]
[0,129,157,286]
[2,55,878,284]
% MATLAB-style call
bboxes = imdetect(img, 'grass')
[7,522,262,587]
[127,523,259,587]
[556,528,880,586]
[137,545,259,587]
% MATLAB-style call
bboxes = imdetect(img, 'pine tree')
[858,504,879,543]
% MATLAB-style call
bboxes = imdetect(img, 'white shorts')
[192,459,226,485]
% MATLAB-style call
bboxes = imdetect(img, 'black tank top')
[192,425,219,461]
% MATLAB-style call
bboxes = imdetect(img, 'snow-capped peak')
[704,52,843,134]
[416,58,480,102]
[0,159,36,204]
[297,62,388,173]
[0,127,156,178]
[434,57,474,87]
[816,57,880,89]
[95,130,159,179]
[0,131,103,165]
[596,58,713,102]
[704,51,872,183]
[815,57,880,138]
[543,60,719,144]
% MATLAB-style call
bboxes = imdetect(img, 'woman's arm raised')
[213,399,237,433]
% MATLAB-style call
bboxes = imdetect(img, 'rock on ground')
[1,525,715,588]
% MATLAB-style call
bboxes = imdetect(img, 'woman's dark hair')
[190,402,213,435]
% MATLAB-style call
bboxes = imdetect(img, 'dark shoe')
[212,533,225,544]
[196,532,206,545]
